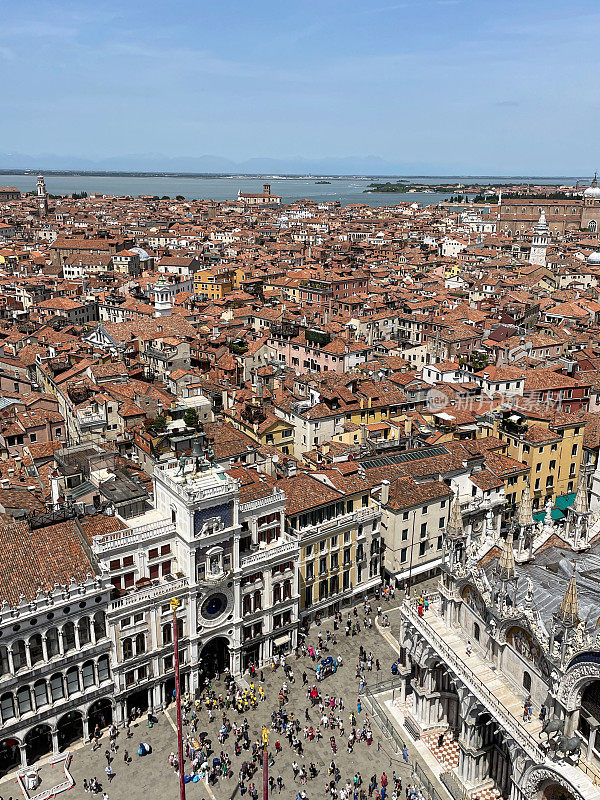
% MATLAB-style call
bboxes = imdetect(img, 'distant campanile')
[529,211,549,266]
[37,173,48,217]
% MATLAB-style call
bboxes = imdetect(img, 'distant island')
[315,180,331,184]
[365,182,412,193]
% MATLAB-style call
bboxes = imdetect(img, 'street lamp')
[171,597,186,800]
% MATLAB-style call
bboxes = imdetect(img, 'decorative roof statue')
[557,574,579,628]
[517,485,534,528]
[447,493,464,540]
[573,473,589,516]
[569,472,591,550]
[516,485,535,562]
[497,533,516,582]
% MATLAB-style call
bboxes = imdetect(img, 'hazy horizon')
[2,1,599,175]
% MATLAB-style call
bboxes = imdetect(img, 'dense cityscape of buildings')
[2,175,600,799]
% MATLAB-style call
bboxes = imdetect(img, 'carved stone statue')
[574,620,586,648]
[552,640,561,658]
[542,499,555,535]
[525,576,534,603]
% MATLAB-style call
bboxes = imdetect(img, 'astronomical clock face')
[200,592,228,621]
[197,588,233,628]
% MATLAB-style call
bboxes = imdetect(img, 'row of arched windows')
[0,656,111,723]
[242,591,262,616]
[0,613,107,677]
[121,620,184,660]
[273,580,292,604]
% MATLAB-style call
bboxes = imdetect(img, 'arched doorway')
[199,637,230,679]
[57,711,84,751]
[126,688,149,717]
[0,738,20,776]
[87,699,113,737]
[24,725,52,764]
[577,680,600,762]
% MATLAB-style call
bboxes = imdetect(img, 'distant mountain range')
[0,151,448,176]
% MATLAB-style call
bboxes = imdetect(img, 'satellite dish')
[272,454,280,463]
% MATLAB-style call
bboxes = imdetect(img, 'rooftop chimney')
[380,479,390,505]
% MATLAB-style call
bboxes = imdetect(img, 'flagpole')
[171,597,186,800]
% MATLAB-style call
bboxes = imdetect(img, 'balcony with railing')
[240,537,298,569]
[401,598,544,763]
[93,518,175,554]
[109,575,189,612]
[77,410,106,428]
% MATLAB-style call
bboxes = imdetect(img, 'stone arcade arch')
[56,710,84,752]
[0,737,20,776]
[521,766,583,800]
[558,659,600,744]
[199,636,230,679]
[24,724,52,765]
[87,698,113,737]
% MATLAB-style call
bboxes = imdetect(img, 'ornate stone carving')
[522,766,583,800]
[559,661,600,711]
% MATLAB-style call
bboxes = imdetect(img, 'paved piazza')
[0,599,439,800]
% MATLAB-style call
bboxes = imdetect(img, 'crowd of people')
[155,587,436,799]
[60,586,440,800]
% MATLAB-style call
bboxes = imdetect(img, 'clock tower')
[37,173,48,217]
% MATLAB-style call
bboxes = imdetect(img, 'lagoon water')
[0,174,587,207]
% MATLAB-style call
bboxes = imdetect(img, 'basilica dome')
[587,251,600,265]
[584,184,600,199]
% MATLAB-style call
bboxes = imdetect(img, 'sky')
[1,0,599,174]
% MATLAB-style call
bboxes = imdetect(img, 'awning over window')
[394,557,443,582]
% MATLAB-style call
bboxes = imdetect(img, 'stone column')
[19,743,28,767]
[501,755,509,796]
[52,729,59,755]
[41,635,49,662]
[587,724,598,761]
[564,708,579,737]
